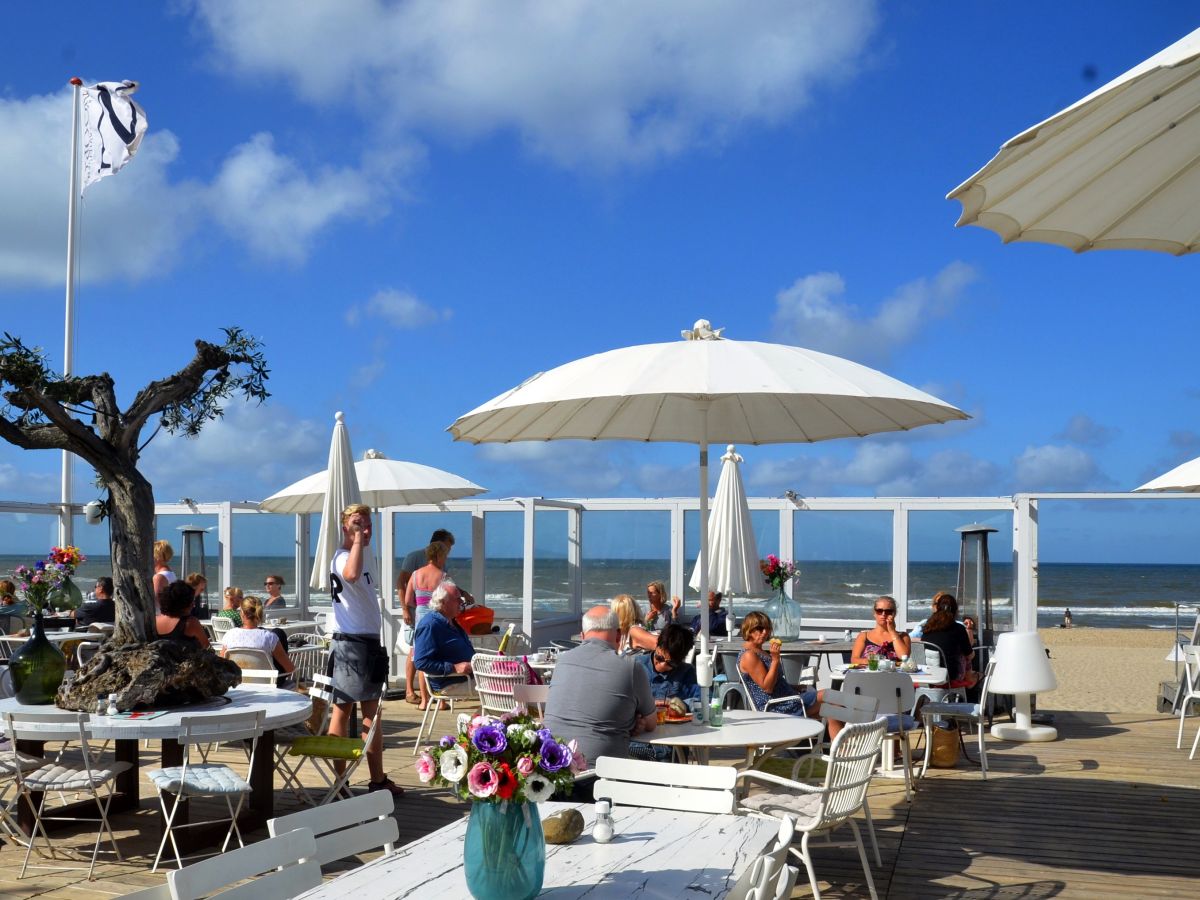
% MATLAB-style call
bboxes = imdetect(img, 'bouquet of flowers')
[760,554,799,591]
[415,711,583,803]
[11,545,87,613]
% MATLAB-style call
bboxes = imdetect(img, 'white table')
[650,708,823,766]
[292,800,778,899]
[0,686,311,842]
[0,630,93,647]
[266,619,322,637]
[831,663,950,687]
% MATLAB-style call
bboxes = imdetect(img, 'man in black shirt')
[75,577,116,628]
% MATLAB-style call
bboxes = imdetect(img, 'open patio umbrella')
[688,445,760,633]
[1134,455,1200,492]
[950,26,1200,255]
[308,412,362,592]
[449,321,968,717]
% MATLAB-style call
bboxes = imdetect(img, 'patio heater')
[179,525,212,618]
[955,524,997,648]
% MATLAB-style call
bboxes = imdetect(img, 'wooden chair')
[843,670,919,801]
[738,718,887,900]
[593,755,736,814]
[920,659,999,779]
[167,826,321,900]
[268,788,398,868]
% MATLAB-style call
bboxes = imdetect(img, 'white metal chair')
[167,826,321,900]
[738,654,811,715]
[210,616,234,640]
[738,718,887,900]
[4,709,131,880]
[412,672,475,753]
[728,815,799,900]
[843,669,919,802]
[920,658,999,779]
[224,647,279,687]
[513,682,550,720]
[472,652,526,716]
[285,672,384,804]
[1176,645,1200,758]
[146,709,265,871]
[268,788,398,868]
[76,641,102,667]
[593,755,737,814]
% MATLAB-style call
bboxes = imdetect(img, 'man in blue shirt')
[412,581,475,691]
[636,624,702,703]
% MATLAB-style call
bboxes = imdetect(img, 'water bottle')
[593,800,614,843]
[709,696,723,727]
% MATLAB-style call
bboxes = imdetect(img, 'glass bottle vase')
[9,610,68,705]
[764,587,802,640]
[463,800,545,900]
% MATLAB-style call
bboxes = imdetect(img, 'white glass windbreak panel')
[231,512,299,608]
[580,510,670,608]
[793,510,892,624]
[156,513,220,604]
[907,509,1013,631]
[392,511,475,608]
[683,507,779,604]
[533,509,569,615]
[0,512,61,591]
[483,510,522,618]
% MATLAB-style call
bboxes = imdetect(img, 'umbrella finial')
[335,411,345,424]
[681,319,725,341]
[364,449,386,460]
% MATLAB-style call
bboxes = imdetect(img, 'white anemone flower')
[440,744,469,783]
[457,713,471,734]
[524,773,555,803]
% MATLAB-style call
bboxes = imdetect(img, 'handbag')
[929,723,961,768]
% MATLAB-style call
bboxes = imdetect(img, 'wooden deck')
[0,699,1196,898]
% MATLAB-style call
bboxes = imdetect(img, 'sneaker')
[368,777,405,798]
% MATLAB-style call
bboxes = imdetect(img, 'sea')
[3,555,1197,630]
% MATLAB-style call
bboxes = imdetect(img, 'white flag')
[80,81,147,193]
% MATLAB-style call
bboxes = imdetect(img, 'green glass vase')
[463,801,545,900]
[9,611,67,705]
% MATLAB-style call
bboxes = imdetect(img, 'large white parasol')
[449,321,968,716]
[1135,455,1200,493]
[950,26,1200,255]
[689,445,760,631]
[307,412,362,592]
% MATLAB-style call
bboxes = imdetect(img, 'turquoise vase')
[463,801,545,900]
[764,587,802,640]
[9,610,67,705]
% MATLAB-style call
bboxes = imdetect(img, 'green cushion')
[288,735,364,761]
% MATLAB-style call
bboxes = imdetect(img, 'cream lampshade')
[990,631,1058,742]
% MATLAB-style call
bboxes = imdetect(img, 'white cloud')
[346,289,451,329]
[478,441,628,495]
[191,0,880,170]
[1012,444,1108,491]
[1056,414,1117,448]
[771,262,978,363]
[207,133,377,263]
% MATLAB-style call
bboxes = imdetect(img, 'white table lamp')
[989,631,1058,742]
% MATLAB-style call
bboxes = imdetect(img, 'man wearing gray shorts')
[328,503,403,797]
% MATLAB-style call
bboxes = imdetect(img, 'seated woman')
[738,611,822,719]
[644,580,681,630]
[851,595,911,664]
[920,591,978,689]
[184,571,210,618]
[216,586,244,628]
[154,580,210,648]
[221,596,295,683]
[262,574,287,609]
[610,594,658,654]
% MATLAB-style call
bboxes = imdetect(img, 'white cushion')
[0,751,44,777]
[922,702,979,718]
[147,764,251,796]
[24,762,131,791]
[740,789,822,827]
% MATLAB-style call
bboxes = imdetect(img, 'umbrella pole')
[698,438,712,723]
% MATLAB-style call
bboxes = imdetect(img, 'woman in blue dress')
[737,611,822,719]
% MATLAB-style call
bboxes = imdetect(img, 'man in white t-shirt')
[327,503,403,798]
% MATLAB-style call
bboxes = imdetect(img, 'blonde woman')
[217,586,244,628]
[221,596,294,681]
[610,594,658,654]
[152,540,177,601]
[644,580,681,630]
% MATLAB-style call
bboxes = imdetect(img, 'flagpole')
[60,76,83,547]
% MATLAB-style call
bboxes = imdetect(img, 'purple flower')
[533,728,555,749]
[540,740,571,773]
[439,735,456,748]
[472,724,509,755]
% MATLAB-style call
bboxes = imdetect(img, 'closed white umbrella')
[450,321,967,718]
[950,27,1200,255]
[309,411,362,592]
[1135,455,1200,492]
[689,445,760,632]
[261,450,487,514]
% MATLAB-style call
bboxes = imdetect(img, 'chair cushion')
[0,751,44,777]
[288,735,364,760]
[146,764,251,795]
[25,762,132,791]
[740,789,822,827]
[922,702,980,718]
[884,714,919,733]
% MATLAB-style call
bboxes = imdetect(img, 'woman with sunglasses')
[263,574,287,609]
[738,611,822,719]
[850,596,911,665]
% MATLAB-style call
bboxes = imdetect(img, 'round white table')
[831,663,949,687]
[649,708,823,766]
[0,686,311,842]
[0,630,94,647]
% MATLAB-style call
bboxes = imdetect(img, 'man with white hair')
[544,605,657,783]
[411,580,475,690]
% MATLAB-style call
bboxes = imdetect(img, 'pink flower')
[415,752,436,783]
[516,756,536,776]
[567,739,588,774]
[467,762,499,799]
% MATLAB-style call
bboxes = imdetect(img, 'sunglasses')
[873,608,896,615]
[652,651,677,670]
[264,581,280,587]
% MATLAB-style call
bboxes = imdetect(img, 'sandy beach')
[1038,626,1181,714]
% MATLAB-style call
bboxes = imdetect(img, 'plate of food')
[658,697,694,724]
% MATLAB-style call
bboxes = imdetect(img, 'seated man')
[631,624,701,761]
[411,581,474,696]
[543,606,657,788]
[692,590,728,637]
[74,577,116,628]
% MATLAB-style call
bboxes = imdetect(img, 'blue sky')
[3,2,1200,562]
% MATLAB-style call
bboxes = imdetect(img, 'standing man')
[328,503,404,798]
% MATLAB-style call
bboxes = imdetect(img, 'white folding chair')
[513,683,550,721]
[920,659,999,779]
[727,815,799,900]
[223,646,279,687]
[593,755,736,814]
[210,617,234,641]
[843,670,919,802]
[146,709,265,871]
[76,641,102,667]
[167,826,321,900]
[268,789,398,868]
[739,718,886,900]
[472,653,526,716]
[412,672,475,754]
[4,709,131,880]
[285,672,384,804]
[1177,645,1200,758]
